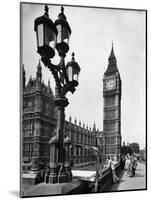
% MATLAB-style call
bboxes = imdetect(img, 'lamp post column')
[95,153,100,192]
[64,136,72,182]
[47,135,58,184]
[55,85,69,183]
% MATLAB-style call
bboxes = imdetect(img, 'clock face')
[105,79,116,90]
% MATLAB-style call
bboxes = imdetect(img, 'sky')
[21,3,146,149]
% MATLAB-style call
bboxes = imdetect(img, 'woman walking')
[129,155,134,177]
[125,154,130,176]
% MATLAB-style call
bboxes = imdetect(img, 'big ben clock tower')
[103,44,122,161]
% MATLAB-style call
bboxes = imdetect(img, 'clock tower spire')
[103,44,122,161]
[105,43,118,75]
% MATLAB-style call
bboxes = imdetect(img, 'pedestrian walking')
[107,157,119,183]
[129,155,133,177]
[125,154,130,176]
[131,155,137,177]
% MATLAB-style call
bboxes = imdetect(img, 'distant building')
[121,141,132,156]
[22,61,99,184]
[129,143,140,154]
[139,147,146,161]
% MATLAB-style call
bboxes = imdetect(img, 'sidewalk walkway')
[111,162,146,191]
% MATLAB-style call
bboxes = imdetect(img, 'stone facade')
[22,61,57,183]
[65,119,99,167]
[103,45,122,161]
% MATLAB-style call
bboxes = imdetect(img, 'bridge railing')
[68,162,123,194]
[97,162,122,192]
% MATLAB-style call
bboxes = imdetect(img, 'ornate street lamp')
[34,5,80,184]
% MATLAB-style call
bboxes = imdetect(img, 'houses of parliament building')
[22,45,122,184]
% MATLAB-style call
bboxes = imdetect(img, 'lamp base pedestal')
[45,163,58,184]
[64,162,72,182]
[57,164,66,183]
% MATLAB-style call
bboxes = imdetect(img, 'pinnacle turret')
[69,115,72,122]
[36,60,42,81]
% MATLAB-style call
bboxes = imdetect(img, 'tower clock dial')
[105,79,116,90]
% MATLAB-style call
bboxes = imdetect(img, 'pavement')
[72,170,96,181]
[111,162,146,191]
[22,168,97,197]
[22,179,83,197]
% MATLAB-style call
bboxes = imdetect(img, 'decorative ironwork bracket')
[41,55,75,96]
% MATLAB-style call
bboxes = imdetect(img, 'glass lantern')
[66,53,81,87]
[34,6,57,58]
[55,7,71,56]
